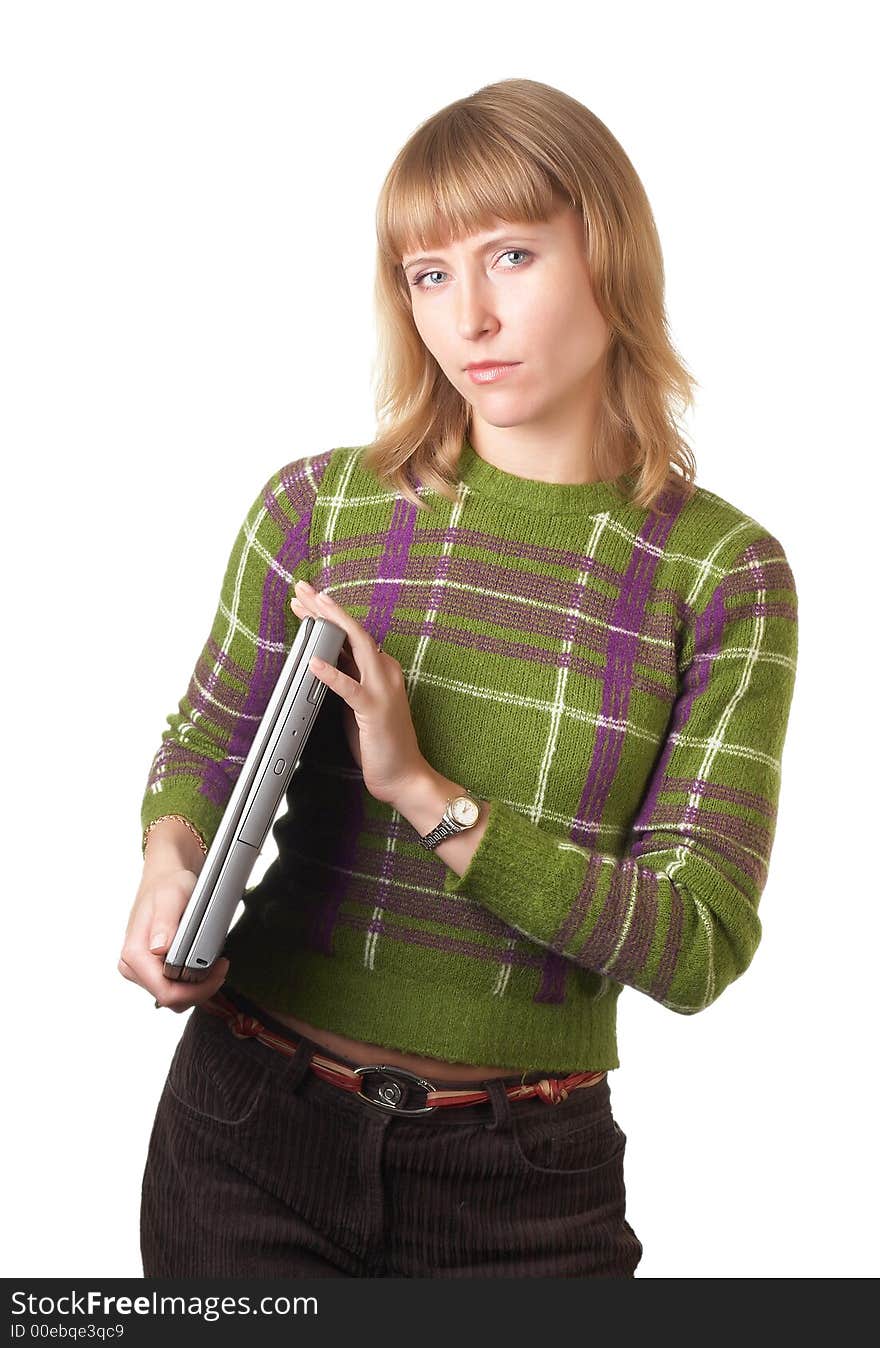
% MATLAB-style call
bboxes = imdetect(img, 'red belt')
[202,990,607,1116]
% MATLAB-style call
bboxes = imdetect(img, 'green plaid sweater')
[140,436,798,1073]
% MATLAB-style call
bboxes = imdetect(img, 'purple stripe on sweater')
[615,862,659,979]
[224,510,312,769]
[147,742,234,808]
[630,582,725,845]
[386,619,676,702]
[575,857,635,971]
[213,457,326,801]
[308,550,655,625]
[640,804,771,890]
[186,653,261,741]
[575,506,682,834]
[658,774,777,819]
[199,638,255,705]
[336,909,549,971]
[539,487,685,1002]
[415,524,630,587]
[371,497,421,643]
[294,843,529,937]
[559,852,612,955]
[631,577,727,1001]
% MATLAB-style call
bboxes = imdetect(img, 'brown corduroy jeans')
[140,986,644,1278]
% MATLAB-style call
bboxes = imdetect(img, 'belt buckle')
[353,1064,437,1115]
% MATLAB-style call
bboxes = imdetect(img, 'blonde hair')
[361,78,698,516]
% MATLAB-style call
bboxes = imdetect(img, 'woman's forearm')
[142,817,207,882]
[391,767,491,876]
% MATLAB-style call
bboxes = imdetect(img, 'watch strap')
[416,789,478,851]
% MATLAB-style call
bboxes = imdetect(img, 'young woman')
[124,78,798,1278]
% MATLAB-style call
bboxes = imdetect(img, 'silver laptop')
[162,613,346,982]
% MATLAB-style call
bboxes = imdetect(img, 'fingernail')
[149,933,166,951]
[296,580,314,592]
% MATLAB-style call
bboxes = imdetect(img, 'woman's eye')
[414,269,446,289]
[411,249,532,290]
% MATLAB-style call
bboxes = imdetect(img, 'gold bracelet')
[142,814,209,858]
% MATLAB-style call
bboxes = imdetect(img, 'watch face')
[451,795,479,826]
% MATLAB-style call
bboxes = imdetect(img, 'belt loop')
[484,1077,515,1134]
[276,1033,317,1093]
[215,986,316,1094]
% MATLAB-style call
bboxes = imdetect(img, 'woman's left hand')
[290,579,428,807]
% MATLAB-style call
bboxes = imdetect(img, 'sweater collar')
[456,434,631,516]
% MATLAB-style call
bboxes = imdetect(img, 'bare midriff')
[258,1004,518,1083]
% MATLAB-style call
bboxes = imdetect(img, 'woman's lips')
[466,363,521,384]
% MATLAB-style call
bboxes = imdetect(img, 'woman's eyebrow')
[402,234,542,272]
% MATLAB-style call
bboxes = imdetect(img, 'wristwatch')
[417,789,482,851]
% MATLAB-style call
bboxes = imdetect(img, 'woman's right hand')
[118,868,230,1012]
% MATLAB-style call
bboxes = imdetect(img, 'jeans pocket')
[509,1108,627,1178]
[165,1006,273,1129]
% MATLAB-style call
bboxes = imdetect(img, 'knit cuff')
[141,793,222,859]
[442,798,574,947]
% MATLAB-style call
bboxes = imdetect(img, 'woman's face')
[401,202,609,432]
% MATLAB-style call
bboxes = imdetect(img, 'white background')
[3,0,877,1280]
